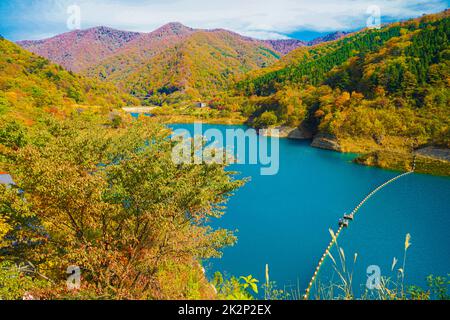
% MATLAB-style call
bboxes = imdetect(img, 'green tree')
[0,116,243,299]
[254,111,278,128]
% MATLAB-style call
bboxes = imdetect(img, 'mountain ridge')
[17,23,351,72]
[0,36,137,122]
[17,26,142,73]
[15,22,354,101]
[231,10,449,175]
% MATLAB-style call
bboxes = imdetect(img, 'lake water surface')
[169,123,450,298]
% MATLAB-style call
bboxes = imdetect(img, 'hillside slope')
[233,11,450,174]
[106,29,282,101]
[18,26,141,73]
[84,23,197,84]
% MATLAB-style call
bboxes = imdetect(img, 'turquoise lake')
[169,123,450,298]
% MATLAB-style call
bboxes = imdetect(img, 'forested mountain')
[95,29,283,102]
[17,23,277,101]
[0,37,137,122]
[262,39,307,54]
[231,11,449,173]
[84,23,198,83]
[87,25,352,101]
[236,25,408,96]
[17,26,141,73]
[17,23,352,102]
[1,8,449,301]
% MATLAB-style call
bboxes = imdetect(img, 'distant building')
[0,173,14,185]
[195,102,207,108]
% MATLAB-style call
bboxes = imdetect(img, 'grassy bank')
[355,151,450,176]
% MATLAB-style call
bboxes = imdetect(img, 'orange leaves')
[335,91,351,109]
[314,109,325,118]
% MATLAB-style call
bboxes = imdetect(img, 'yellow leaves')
[4,91,17,103]
[239,275,259,294]
[0,216,13,248]
[0,37,136,125]
[351,91,364,102]
[374,86,386,97]
[0,116,243,298]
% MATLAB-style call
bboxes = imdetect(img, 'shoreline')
[144,115,450,177]
[257,125,450,177]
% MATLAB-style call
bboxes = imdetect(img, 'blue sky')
[1,0,449,41]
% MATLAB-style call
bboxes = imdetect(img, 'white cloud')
[13,0,450,39]
[243,31,291,40]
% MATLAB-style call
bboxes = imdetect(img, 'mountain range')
[17,23,348,100]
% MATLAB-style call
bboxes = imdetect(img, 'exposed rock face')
[414,146,450,162]
[311,133,342,151]
[259,126,313,139]
[287,127,313,139]
[373,133,384,145]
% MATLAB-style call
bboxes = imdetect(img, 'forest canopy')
[0,115,243,299]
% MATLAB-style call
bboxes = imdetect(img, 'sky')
[0,0,449,41]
